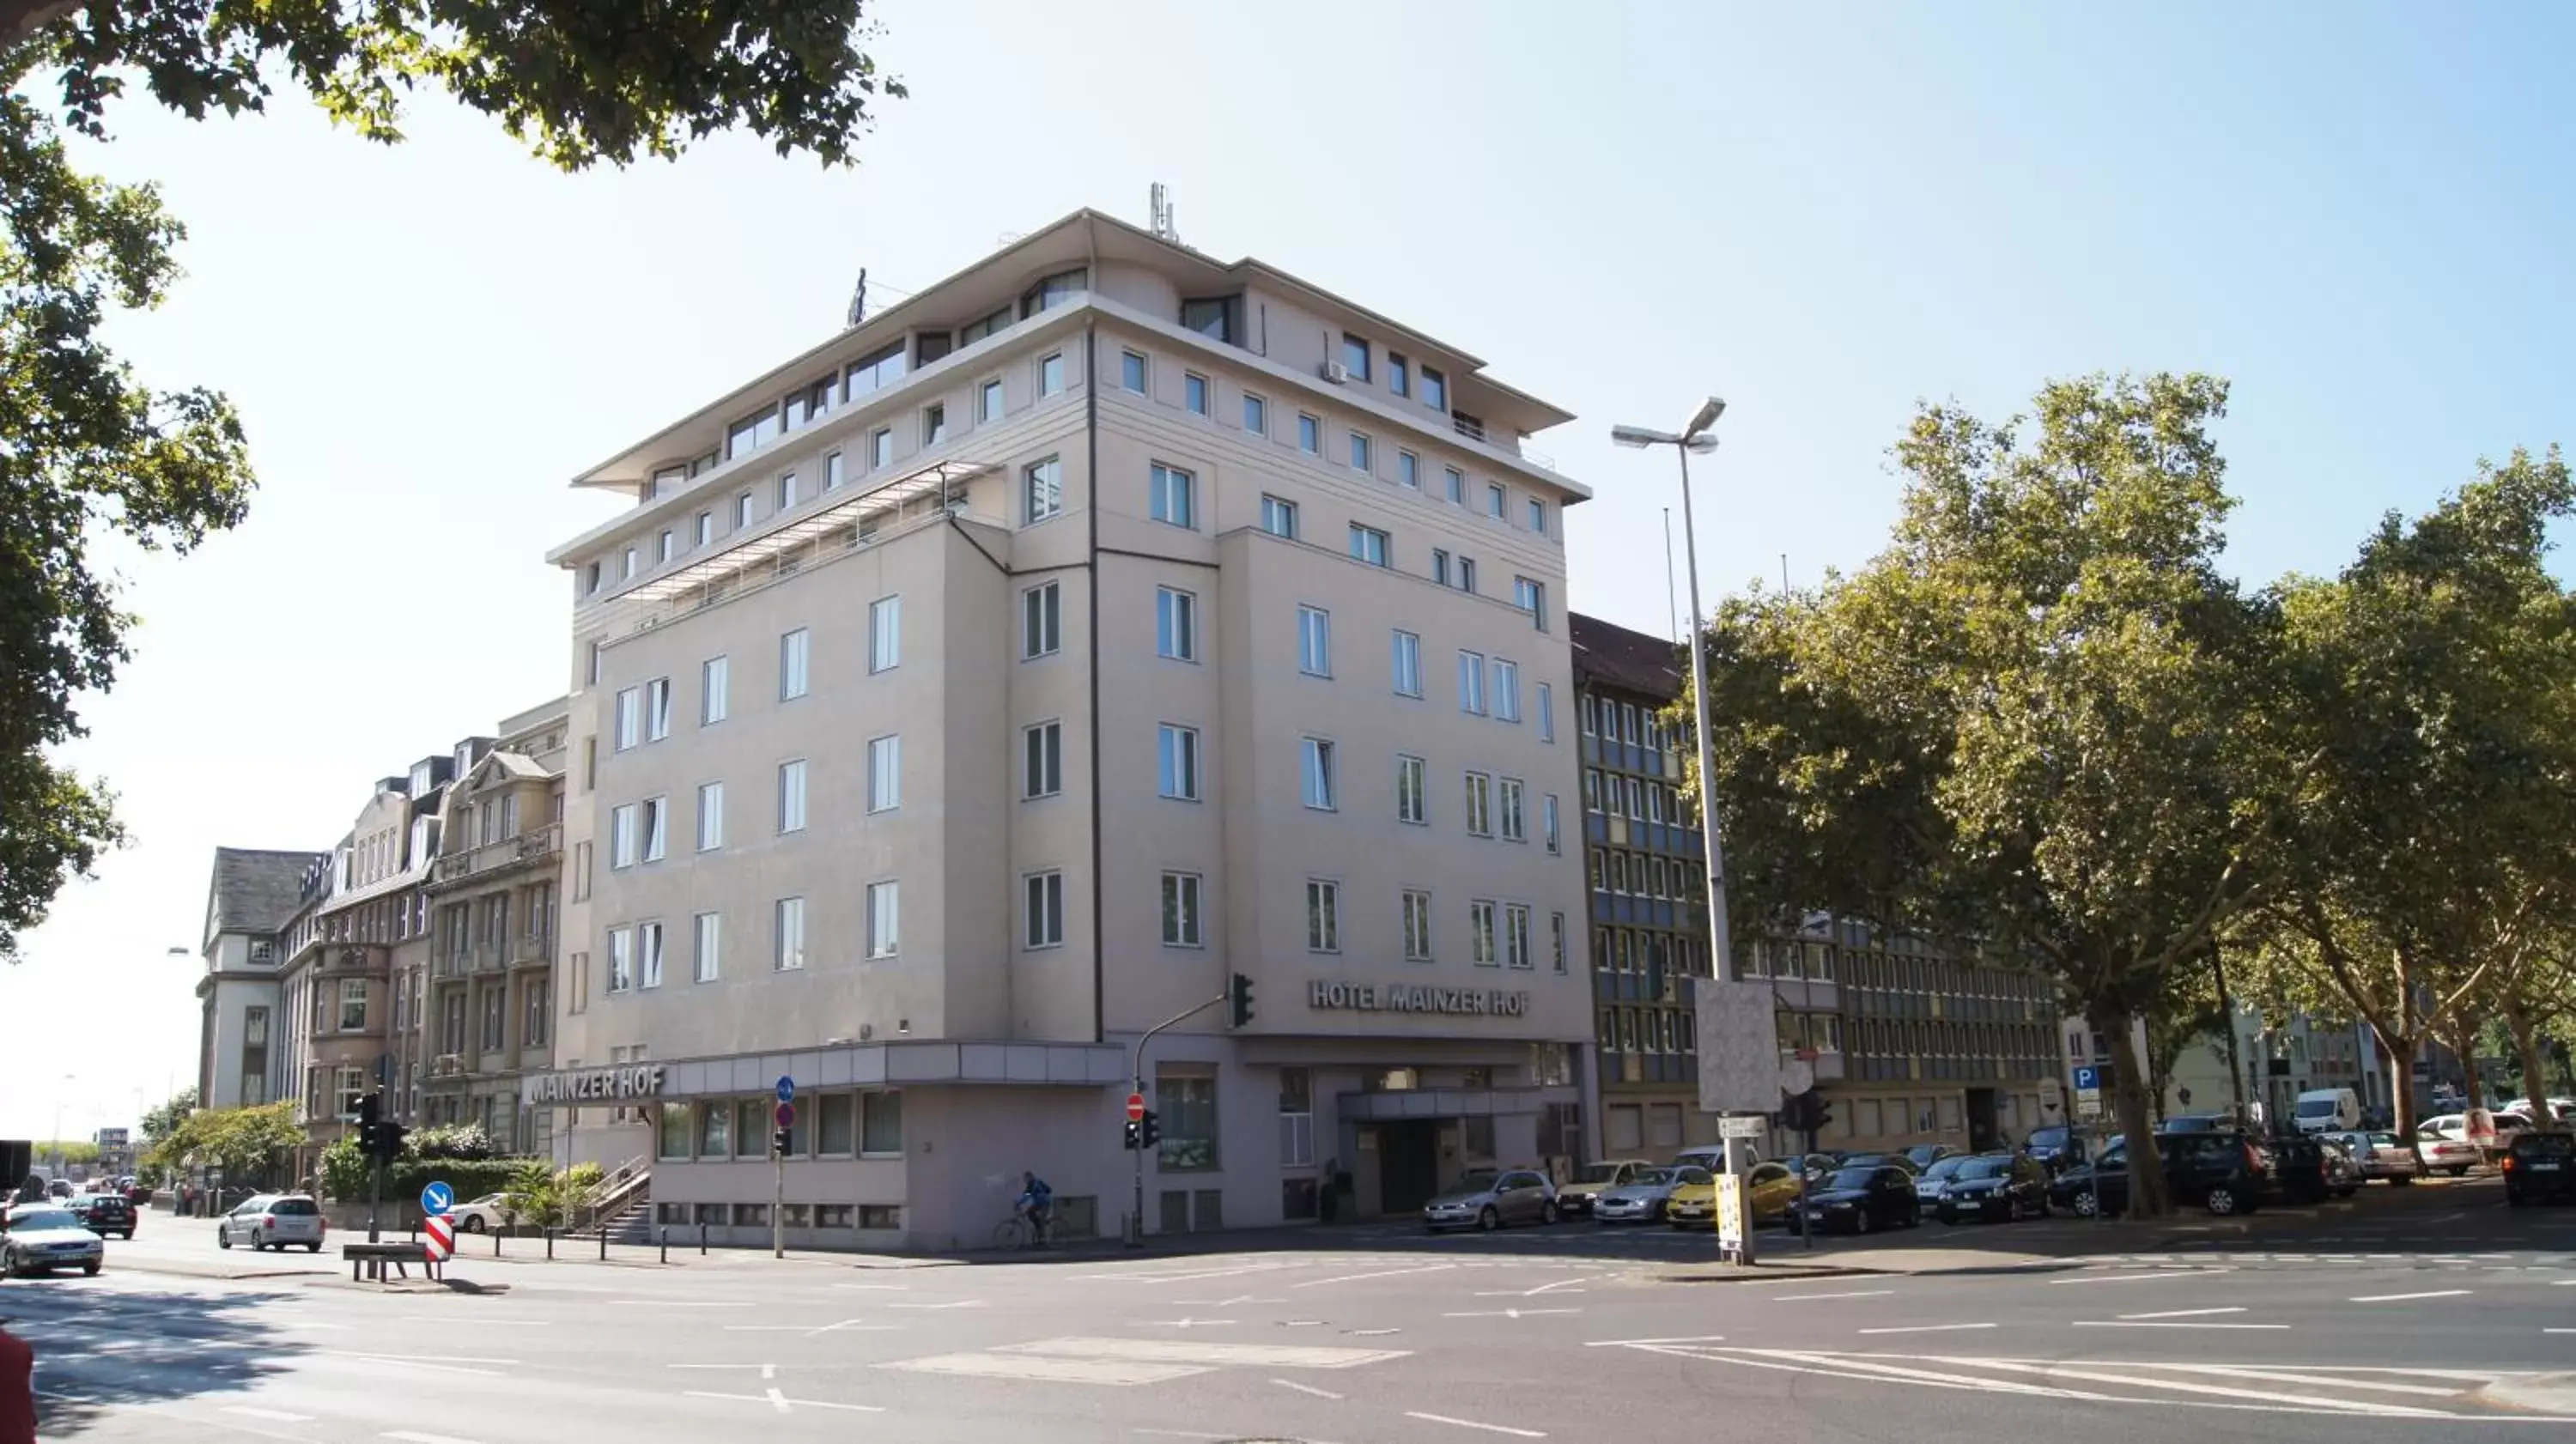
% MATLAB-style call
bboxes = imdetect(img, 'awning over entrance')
[1335,1086,1579,1121]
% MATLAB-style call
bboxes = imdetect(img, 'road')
[7,1176,2572,1442]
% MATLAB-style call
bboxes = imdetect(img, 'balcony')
[509,931,554,968]
[430,822,562,887]
[430,1053,465,1079]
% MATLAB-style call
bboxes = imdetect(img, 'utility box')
[1,1140,31,1196]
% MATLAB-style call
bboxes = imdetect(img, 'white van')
[2293,1087,2362,1134]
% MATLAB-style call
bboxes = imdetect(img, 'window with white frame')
[1471,901,1500,967]
[607,925,634,992]
[826,451,847,489]
[1505,905,1534,969]
[980,377,1004,422]
[702,656,729,725]
[1024,581,1060,658]
[1464,772,1493,836]
[1498,778,1525,841]
[1161,871,1202,947]
[1157,723,1200,801]
[1348,432,1372,473]
[1493,658,1522,721]
[1486,482,1506,518]
[1396,754,1428,825]
[1459,556,1478,593]
[1527,498,1547,534]
[641,795,667,861]
[1297,605,1332,676]
[1516,576,1547,629]
[610,804,638,868]
[1402,889,1433,962]
[656,529,673,563]
[1261,494,1298,539]
[1024,719,1061,798]
[1183,373,1209,415]
[774,897,805,971]
[780,628,810,700]
[613,687,640,750]
[1398,451,1419,488]
[777,472,799,512]
[1157,586,1198,661]
[1297,414,1320,452]
[1443,466,1465,503]
[1459,651,1486,714]
[1543,794,1561,854]
[777,759,807,833]
[695,511,714,547]
[1121,350,1146,392]
[1306,879,1340,953]
[1243,393,1267,434]
[870,595,902,671]
[1024,456,1062,524]
[1392,629,1423,697]
[1348,524,1389,567]
[638,920,665,988]
[867,735,901,812]
[1024,871,1065,949]
[1537,683,1555,742]
[1149,462,1196,529]
[1039,354,1064,396]
[866,881,899,958]
[1340,333,1371,381]
[1302,737,1337,810]
[733,491,754,529]
[692,911,720,982]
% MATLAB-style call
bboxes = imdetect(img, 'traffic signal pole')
[1127,989,1231,1247]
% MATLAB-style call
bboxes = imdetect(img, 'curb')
[1654,1265,1889,1285]
[2478,1373,2576,1417]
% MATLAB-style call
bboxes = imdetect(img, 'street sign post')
[773,1077,794,1259]
[1718,1115,1767,1141]
[2071,1065,2104,1122]
[419,1181,453,1216]
[421,1179,453,1263]
[1125,1092,1146,1122]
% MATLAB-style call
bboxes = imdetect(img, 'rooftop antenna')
[845,267,869,328]
[1150,182,1179,244]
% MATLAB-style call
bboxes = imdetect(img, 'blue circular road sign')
[421,1180,454,1215]
[775,1075,796,1103]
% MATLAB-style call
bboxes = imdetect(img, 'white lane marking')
[386,1433,489,1444]
[1346,1328,1403,1337]
[680,1391,882,1414]
[1001,1338,1411,1369]
[2050,1268,2236,1285]
[1131,1432,1228,1441]
[320,1353,505,1377]
[876,1352,1211,1385]
[1586,1334,1728,1347]
[804,1319,898,1336]
[1273,1378,1346,1399]
[1441,1307,1582,1320]
[1176,1295,1287,1307]
[670,1363,782,1379]
[1404,1411,1546,1437]
[1964,1358,2443,1417]
[1476,1277,1591,1298]
[1136,1318,1236,1329]
[1292,1263,1458,1289]
[1857,1323,1995,1336]
[885,1298,985,1310]
[2121,1307,2245,1320]
[399,1316,543,1327]
[2145,1365,2467,1398]
[2554,1279,2576,1287]
[1070,1261,1300,1283]
[832,1283,911,1291]
[2545,1327,2576,1334]
[222,1407,317,1423]
[2073,1322,2288,1331]
[1745,1350,2074,1398]
[1771,1289,1893,1301]
[2348,1289,2470,1303]
[611,1299,754,1307]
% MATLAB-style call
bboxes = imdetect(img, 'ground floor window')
[1156,1071,1218,1171]
[816,1204,853,1228]
[658,1104,690,1161]
[859,1204,901,1229]
[863,1091,903,1155]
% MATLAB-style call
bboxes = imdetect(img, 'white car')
[216,1194,328,1252]
[2,1204,106,1277]
[447,1193,513,1233]
[2416,1129,2480,1176]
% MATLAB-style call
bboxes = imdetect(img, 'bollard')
[494,1229,502,1259]
[544,1226,555,1260]
[700,1223,708,1256]
[659,1227,668,1265]
[598,1227,607,1261]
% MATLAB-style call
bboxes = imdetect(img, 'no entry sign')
[1126,1092,1145,1121]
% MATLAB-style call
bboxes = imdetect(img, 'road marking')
[1293,1263,1457,1289]
[1857,1323,1995,1335]
[1071,1261,1300,1283]
[1771,1289,1893,1301]
[2545,1328,2576,1334]
[1136,1318,1235,1329]
[2119,1307,2245,1320]
[1586,1334,1728,1347]
[804,1319,897,1337]
[611,1299,753,1307]
[1176,1295,1285,1307]
[2050,1268,2235,1285]
[671,1363,781,1379]
[885,1298,984,1309]
[1964,1357,2443,1416]
[877,1352,1211,1385]
[832,1283,911,1291]
[1346,1328,1402,1336]
[681,1390,882,1414]
[2148,1365,2468,1398]
[1475,1277,1590,1297]
[1441,1307,1582,1320]
[2072,1322,2289,1331]
[321,1353,507,1377]
[400,1316,543,1327]
[222,1407,316,1423]
[1273,1378,1345,1399]
[386,1433,489,1444]
[1001,1338,1411,1369]
[1404,1411,1546,1437]
[2348,1289,2470,1303]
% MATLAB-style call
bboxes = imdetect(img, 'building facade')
[197,848,327,1111]
[544,210,1595,1248]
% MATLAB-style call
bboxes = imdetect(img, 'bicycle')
[991,1206,1051,1251]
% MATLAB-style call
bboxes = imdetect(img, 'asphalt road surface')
[8,1175,2571,1442]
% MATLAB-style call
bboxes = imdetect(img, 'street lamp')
[50,1072,78,1177]
[1610,399,1733,990]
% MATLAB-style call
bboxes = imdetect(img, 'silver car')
[1593,1166,1708,1223]
[218,1193,328,1253]
[1423,1168,1558,1232]
[2,1204,106,1277]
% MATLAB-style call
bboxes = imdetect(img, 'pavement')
[6,1173,2572,1441]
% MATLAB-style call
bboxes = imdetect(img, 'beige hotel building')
[540,210,1595,1248]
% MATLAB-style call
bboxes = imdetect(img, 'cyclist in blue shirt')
[1016,1172,1054,1244]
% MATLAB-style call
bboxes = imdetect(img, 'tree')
[2253,450,2576,1137]
[141,1101,305,1187]
[1692,373,2285,1218]
[2143,954,2229,1123]
[137,1086,197,1149]
[0,3,902,960]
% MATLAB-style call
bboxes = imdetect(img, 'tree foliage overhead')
[0,2,900,961]
[140,1100,305,1184]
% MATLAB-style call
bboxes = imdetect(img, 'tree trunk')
[2211,941,2248,1124]
[2093,995,2171,1218]
[2447,1014,2485,1109]
[2504,1003,2553,1125]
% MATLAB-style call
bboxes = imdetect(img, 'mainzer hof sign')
[1307,980,1532,1016]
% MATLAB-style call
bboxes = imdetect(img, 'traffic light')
[371,1121,409,1161]
[1139,1110,1161,1150]
[1228,972,1255,1028]
[770,1127,791,1157]
[1780,1088,1832,1139]
[1122,1119,1143,1151]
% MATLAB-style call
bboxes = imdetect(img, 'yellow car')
[1665,1160,1801,1229]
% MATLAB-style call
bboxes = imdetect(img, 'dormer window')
[726,403,781,460]
[845,342,907,400]
[1181,296,1240,344]
[1018,268,1088,319]
[1340,334,1372,383]
[1421,366,1448,411]
[959,308,1012,345]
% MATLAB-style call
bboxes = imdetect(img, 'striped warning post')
[422,1212,454,1261]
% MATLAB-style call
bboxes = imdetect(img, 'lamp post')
[50,1073,78,1177]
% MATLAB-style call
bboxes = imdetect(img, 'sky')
[4,0,2572,1138]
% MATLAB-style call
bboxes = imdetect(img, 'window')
[1260,494,1298,539]
[1301,737,1337,810]
[863,1092,903,1155]
[1526,498,1548,535]
[1156,1071,1218,1171]
[641,677,672,741]
[1156,586,1198,661]
[638,920,665,989]
[1340,333,1371,381]
[1543,794,1561,854]
[1348,525,1389,567]
[1505,905,1533,969]
[866,881,899,958]
[1242,393,1267,434]
[1464,772,1493,836]
[868,735,901,812]
[692,912,720,982]
[845,340,907,397]
[1297,414,1320,453]
[1552,912,1568,974]
[1038,354,1064,396]
[1023,455,1062,524]
[1484,482,1506,519]
[1493,658,1522,721]
[1306,880,1341,952]
[1459,651,1487,714]
[1432,549,1451,587]
[1149,462,1196,529]
[1025,871,1065,949]
[1472,901,1499,966]
[613,687,640,750]
[1443,466,1465,504]
[1184,373,1209,415]
[641,795,667,861]
[526,978,550,1045]
[1403,889,1433,961]
[979,377,1004,422]
[610,804,638,868]
[1157,724,1201,801]
[1537,683,1555,742]
[777,472,799,513]
[780,628,810,700]
[1398,451,1419,488]
[1161,872,1203,947]
[1279,1069,1316,1173]
[1396,754,1428,825]
[1121,350,1147,393]
[656,529,674,562]
[338,978,368,1031]
[1024,720,1062,798]
[1389,353,1411,397]
[1516,576,1547,629]
[922,404,947,446]
[1421,366,1446,410]
[1392,630,1423,697]
[1020,266,1086,316]
[1499,778,1526,841]
[1181,294,1237,341]
[1298,605,1331,676]
[1024,581,1060,658]
[586,561,602,594]
[1583,695,1600,737]
[869,428,893,469]
[777,759,807,833]
[621,546,637,579]
[695,511,714,547]
[1349,432,1372,473]
[774,897,805,971]
[1458,556,1477,593]
[701,656,729,725]
[607,926,634,992]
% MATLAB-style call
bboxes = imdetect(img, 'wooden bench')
[343,1241,439,1283]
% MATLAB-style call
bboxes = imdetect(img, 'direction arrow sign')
[775,1101,795,1129]
[1126,1092,1146,1122]
[1717,1115,1768,1140]
[420,1180,453,1216]
[775,1075,796,1103]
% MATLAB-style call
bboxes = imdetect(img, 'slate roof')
[205,846,327,938]
[1570,611,1686,702]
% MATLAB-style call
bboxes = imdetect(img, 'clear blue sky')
[7,0,2570,1135]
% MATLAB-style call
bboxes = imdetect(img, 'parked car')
[1836,1152,1923,1176]
[1934,1154,2051,1223]
[2158,1113,2235,1134]
[123,1182,155,1207]
[1556,1161,1655,1219]
[1593,1167,1704,1223]
[0,1204,104,1278]
[64,1192,134,1240]
[2416,1128,2480,1177]
[447,1193,513,1234]
[1913,1155,1974,1207]
[1902,1144,1962,1172]
[2293,1087,2364,1135]
[1666,1162,1801,1228]
[2329,1130,2422,1184]
[2024,1125,2087,1174]
[42,1180,72,1201]
[2503,1132,2576,1207]
[2270,1132,2358,1203]
[1796,1165,1919,1235]
[1423,1169,1557,1232]
[216,1194,327,1253]
[2050,1133,2273,1217]
[2500,1098,2576,1125]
